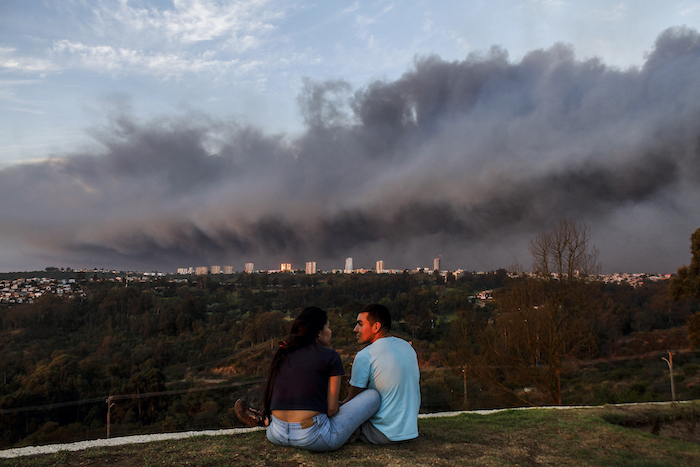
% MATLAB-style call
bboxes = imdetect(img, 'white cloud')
[679,3,700,16]
[341,2,361,15]
[52,40,244,79]
[0,48,56,73]
[594,3,629,21]
[36,1,291,81]
[354,0,398,28]
[95,0,283,48]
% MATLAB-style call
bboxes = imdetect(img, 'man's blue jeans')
[266,389,381,452]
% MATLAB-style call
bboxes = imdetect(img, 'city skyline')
[174,256,447,275]
[2,3,700,275]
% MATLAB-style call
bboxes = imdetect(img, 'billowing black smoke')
[2,27,700,273]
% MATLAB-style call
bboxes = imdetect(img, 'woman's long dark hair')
[263,306,329,417]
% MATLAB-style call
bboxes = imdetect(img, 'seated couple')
[235,304,421,452]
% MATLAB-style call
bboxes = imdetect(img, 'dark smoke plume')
[2,27,700,273]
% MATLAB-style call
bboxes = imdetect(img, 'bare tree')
[472,219,600,405]
[529,218,600,280]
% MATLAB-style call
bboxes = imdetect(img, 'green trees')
[670,227,700,348]
[0,261,695,446]
[240,310,287,345]
[670,227,700,301]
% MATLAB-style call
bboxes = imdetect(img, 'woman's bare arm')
[327,375,342,416]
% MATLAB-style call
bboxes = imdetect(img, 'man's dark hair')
[360,303,391,332]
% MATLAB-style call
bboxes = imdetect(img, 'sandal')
[235,399,266,427]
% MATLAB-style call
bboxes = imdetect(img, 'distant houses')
[0,277,84,304]
[0,268,673,305]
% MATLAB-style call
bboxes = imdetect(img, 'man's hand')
[342,385,365,404]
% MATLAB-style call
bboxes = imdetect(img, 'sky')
[1,1,700,274]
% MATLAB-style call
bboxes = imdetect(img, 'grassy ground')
[2,403,699,467]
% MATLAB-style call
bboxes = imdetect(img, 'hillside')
[1,271,699,448]
[2,403,700,466]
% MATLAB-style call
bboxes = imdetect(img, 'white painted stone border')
[418,400,693,418]
[1,401,693,459]
[0,427,266,459]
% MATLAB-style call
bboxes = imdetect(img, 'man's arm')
[345,349,370,404]
[342,385,365,404]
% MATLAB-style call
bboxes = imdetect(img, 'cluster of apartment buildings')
[177,257,444,276]
[0,277,84,305]
[173,259,672,293]
[177,266,236,275]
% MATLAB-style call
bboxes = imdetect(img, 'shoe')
[235,399,266,427]
[348,425,362,443]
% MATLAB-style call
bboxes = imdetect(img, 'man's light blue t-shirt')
[349,336,420,441]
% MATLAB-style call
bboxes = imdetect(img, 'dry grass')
[2,403,700,467]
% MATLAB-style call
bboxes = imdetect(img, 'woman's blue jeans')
[266,389,381,452]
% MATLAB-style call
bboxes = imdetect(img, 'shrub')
[593,382,617,405]
[682,363,700,376]
[618,383,655,403]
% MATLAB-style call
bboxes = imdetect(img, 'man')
[344,303,420,444]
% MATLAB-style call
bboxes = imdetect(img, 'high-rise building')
[434,256,441,271]
[223,265,234,274]
[245,262,255,273]
[211,265,222,274]
[306,262,317,274]
[281,263,292,272]
[376,260,384,273]
[344,257,353,273]
[195,266,208,275]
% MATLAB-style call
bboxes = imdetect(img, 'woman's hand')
[327,375,342,417]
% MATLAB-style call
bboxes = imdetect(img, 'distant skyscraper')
[376,260,384,273]
[211,265,221,274]
[434,256,441,271]
[281,263,292,272]
[245,262,254,273]
[195,266,208,275]
[345,257,353,273]
[223,265,234,274]
[306,262,317,274]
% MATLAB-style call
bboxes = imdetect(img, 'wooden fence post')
[662,351,676,402]
[106,396,114,438]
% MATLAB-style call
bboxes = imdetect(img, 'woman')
[235,306,380,451]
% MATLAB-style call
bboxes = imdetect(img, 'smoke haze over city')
[1,2,700,273]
